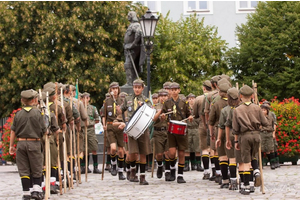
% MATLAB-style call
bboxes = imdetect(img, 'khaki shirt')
[153,103,168,128]
[87,104,99,126]
[57,99,73,124]
[121,94,152,119]
[162,97,191,121]
[261,114,274,132]
[11,106,46,139]
[193,94,206,120]
[208,98,228,127]
[102,96,123,122]
[49,112,60,133]
[187,107,199,128]
[218,105,231,130]
[232,103,269,135]
[204,90,218,114]
[49,102,67,128]
[73,98,88,121]
[64,97,80,119]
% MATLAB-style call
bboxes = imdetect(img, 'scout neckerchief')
[171,98,185,119]
[134,97,138,111]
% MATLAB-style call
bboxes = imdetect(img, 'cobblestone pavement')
[1,162,300,200]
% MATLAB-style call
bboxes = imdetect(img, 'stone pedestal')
[120,85,149,97]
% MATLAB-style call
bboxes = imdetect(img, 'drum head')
[169,120,187,126]
[125,103,146,132]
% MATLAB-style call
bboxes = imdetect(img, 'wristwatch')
[234,141,239,143]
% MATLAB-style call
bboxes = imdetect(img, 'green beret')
[152,93,158,98]
[163,81,172,89]
[169,82,180,89]
[218,83,231,93]
[21,89,38,99]
[43,87,56,96]
[81,92,90,97]
[158,89,168,96]
[43,82,55,90]
[133,79,144,86]
[227,87,239,100]
[240,85,254,96]
[109,82,119,88]
[203,80,212,88]
[187,93,196,99]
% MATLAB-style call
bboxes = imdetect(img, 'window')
[236,1,258,13]
[184,1,213,14]
[135,1,161,14]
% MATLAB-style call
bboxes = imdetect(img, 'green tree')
[150,13,228,95]
[227,1,300,100]
[0,1,145,117]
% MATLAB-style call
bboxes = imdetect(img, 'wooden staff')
[69,97,74,189]
[151,138,155,178]
[236,82,239,90]
[102,100,107,180]
[85,98,88,182]
[76,79,82,184]
[55,83,63,195]
[61,88,67,193]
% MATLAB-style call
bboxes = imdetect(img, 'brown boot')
[139,175,149,185]
[126,170,131,181]
[129,168,139,182]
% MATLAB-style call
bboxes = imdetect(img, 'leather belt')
[107,122,113,125]
[154,127,167,131]
[18,138,40,141]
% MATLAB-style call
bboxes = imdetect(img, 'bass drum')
[125,103,156,140]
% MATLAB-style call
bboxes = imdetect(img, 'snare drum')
[125,103,156,140]
[168,120,187,135]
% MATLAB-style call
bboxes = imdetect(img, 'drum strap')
[172,99,185,120]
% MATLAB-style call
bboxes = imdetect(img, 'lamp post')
[139,9,159,97]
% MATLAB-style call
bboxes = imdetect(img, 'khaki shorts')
[217,129,235,158]
[17,141,43,178]
[240,131,261,163]
[168,132,188,151]
[151,130,168,154]
[83,127,98,153]
[199,124,209,150]
[107,124,124,147]
[186,128,200,152]
[235,135,242,163]
[50,135,58,167]
[260,131,274,153]
[128,130,151,155]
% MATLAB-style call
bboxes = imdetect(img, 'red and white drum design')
[168,120,187,135]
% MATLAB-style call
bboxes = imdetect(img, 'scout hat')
[105,93,110,98]
[43,87,56,96]
[220,74,231,82]
[211,75,221,83]
[203,80,212,88]
[158,89,168,96]
[70,85,76,91]
[263,100,271,105]
[261,103,270,110]
[218,83,231,93]
[133,79,144,87]
[227,87,239,100]
[169,82,180,89]
[218,78,232,87]
[43,82,55,90]
[239,85,254,96]
[152,93,158,99]
[163,81,172,89]
[179,94,186,101]
[109,82,119,88]
[120,92,128,98]
[21,89,38,99]
[81,92,90,97]
[186,93,196,99]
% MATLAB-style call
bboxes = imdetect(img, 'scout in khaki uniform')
[216,87,239,190]
[10,89,46,200]
[184,93,202,172]
[263,100,280,168]
[151,89,169,179]
[193,80,212,179]
[208,83,231,185]
[260,104,276,169]
[160,82,193,184]
[233,85,269,195]
[102,82,126,180]
[118,79,152,185]
[81,92,102,174]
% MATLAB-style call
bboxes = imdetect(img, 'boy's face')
[160,95,168,103]
[261,108,268,115]
[111,87,119,96]
[171,88,180,97]
[188,97,195,106]
[133,85,144,96]
[152,97,158,104]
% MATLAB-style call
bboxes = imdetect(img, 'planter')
[279,155,298,165]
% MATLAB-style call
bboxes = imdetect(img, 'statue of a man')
[124,11,146,86]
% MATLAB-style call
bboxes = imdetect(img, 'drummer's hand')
[138,101,143,106]
[188,115,193,122]
[118,122,126,130]
[161,113,166,120]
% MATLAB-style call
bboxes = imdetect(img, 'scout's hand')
[118,123,126,130]
[188,115,193,122]
[160,113,166,121]
[235,142,240,150]
[138,101,143,106]
[216,139,221,148]
[226,140,232,150]
[62,123,67,132]
[116,106,122,114]
[9,146,16,155]
[211,133,215,141]
[103,125,107,131]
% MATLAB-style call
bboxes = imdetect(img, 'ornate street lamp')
[139,9,159,97]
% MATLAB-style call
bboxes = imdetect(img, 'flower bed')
[1,108,21,163]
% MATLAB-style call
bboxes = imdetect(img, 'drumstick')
[180,115,195,122]
[160,111,174,116]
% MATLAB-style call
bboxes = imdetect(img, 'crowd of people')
[9,75,280,199]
